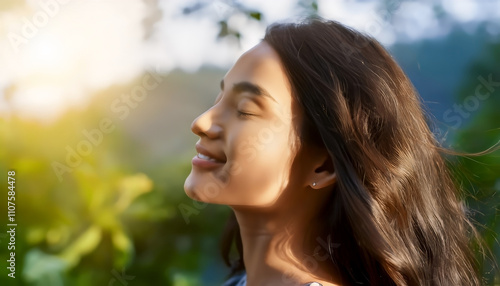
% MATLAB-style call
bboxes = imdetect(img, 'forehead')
[224,41,292,105]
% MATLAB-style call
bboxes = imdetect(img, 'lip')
[192,155,225,169]
[192,144,226,169]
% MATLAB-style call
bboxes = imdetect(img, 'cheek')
[229,136,293,205]
[223,122,298,205]
[234,113,295,164]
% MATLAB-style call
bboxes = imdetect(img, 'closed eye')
[237,110,255,118]
[236,99,260,118]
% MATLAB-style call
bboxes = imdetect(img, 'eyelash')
[237,110,254,118]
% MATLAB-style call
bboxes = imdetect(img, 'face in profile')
[184,41,315,207]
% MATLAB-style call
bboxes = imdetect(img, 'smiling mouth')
[192,152,226,169]
[195,143,227,163]
[197,153,225,163]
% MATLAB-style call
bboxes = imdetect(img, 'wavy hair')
[221,18,481,286]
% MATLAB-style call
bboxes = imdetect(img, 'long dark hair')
[221,18,481,285]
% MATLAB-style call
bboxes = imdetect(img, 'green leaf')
[217,21,229,38]
[111,228,134,268]
[115,173,153,212]
[311,1,318,12]
[248,11,261,21]
[59,225,102,268]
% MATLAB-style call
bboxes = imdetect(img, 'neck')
[233,202,336,286]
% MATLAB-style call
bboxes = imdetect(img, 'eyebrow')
[220,79,277,103]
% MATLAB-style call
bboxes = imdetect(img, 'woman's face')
[184,41,310,207]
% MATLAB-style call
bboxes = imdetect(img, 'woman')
[184,18,481,285]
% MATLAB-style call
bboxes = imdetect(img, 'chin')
[183,188,197,200]
[183,175,198,199]
[184,175,213,203]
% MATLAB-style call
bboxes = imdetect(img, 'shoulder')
[221,272,324,286]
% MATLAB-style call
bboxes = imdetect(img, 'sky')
[0,0,499,121]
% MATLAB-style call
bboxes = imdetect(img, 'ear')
[308,150,336,190]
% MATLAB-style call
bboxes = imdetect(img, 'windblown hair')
[221,18,481,285]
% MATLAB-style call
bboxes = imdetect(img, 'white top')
[222,272,323,286]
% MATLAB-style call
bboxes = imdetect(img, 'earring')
[312,182,317,187]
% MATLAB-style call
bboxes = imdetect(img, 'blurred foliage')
[182,0,318,45]
[449,41,500,285]
[0,73,230,286]
[0,1,498,286]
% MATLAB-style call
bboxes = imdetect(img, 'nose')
[190,106,223,139]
